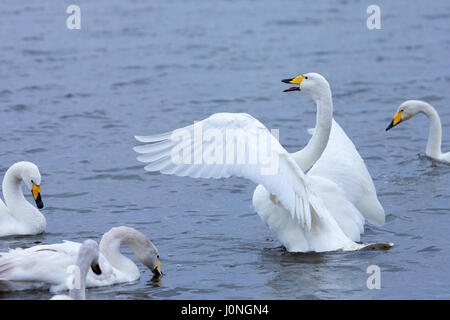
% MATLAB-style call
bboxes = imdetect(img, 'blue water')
[0,0,449,299]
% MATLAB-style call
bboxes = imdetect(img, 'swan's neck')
[293,91,333,171]
[69,259,89,300]
[69,279,86,300]
[419,102,443,158]
[99,231,140,279]
[2,164,43,228]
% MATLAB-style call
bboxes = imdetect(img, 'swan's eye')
[304,76,308,79]
[31,180,34,184]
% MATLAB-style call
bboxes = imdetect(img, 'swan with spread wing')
[134,73,390,252]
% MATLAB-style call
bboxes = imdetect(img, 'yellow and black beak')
[386,112,402,131]
[32,183,44,209]
[282,75,305,92]
[153,258,162,278]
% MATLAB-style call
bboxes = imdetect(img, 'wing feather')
[134,113,329,229]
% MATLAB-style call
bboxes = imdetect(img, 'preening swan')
[0,161,45,237]
[50,240,102,300]
[0,226,161,292]
[386,100,450,163]
[133,73,389,252]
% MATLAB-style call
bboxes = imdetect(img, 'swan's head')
[18,161,44,209]
[386,100,424,131]
[282,72,331,100]
[78,239,102,275]
[134,236,162,278]
[111,226,162,278]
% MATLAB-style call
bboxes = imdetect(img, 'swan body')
[253,73,385,251]
[0,161,45,237]
[284,75,384,227]
[50,239,101,300]
[252,119,384,251]
[134,73,388,252]
[0,226,161,292]
[386,100,450,163]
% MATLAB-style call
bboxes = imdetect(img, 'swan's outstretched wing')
[134,113,327,229]
[307,119,385,226]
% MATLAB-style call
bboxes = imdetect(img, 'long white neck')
[2,163,45,233]
[418,102,443,158]
[99,228,140,279]
[69,259,89,300]
[292,90,333,171]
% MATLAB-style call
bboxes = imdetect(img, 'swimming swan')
[386,100,450,163]
[0,226,161,292]
[0,161,45,237]
[50,239,102,300]
[134,73,389,252]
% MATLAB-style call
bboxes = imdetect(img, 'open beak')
[32,184,44,209]
[386,112,402,131]
[283,86,300,92]
[282,75,305,92]
[153,258,162,277]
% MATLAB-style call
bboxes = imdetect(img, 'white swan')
[386,100,450,163]
[133,73,389,252]
[0,226,161,292]
[50,239,102,300]
[0,161,45,237]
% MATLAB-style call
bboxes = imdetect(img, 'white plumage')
[134,73,390,252]
[136,113,324,229]
[0,226,161,292]
[50,239,101,300]
[0,161,45,237]
[386,100,450,164]
[307,119,385,227]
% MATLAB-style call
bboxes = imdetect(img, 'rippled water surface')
[0,0,449,299]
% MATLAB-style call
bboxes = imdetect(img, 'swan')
[0,226,161,292]
[0,161,45,237]
[133,72,390,252]
[386,100,450,163]
[50,239,102,300]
